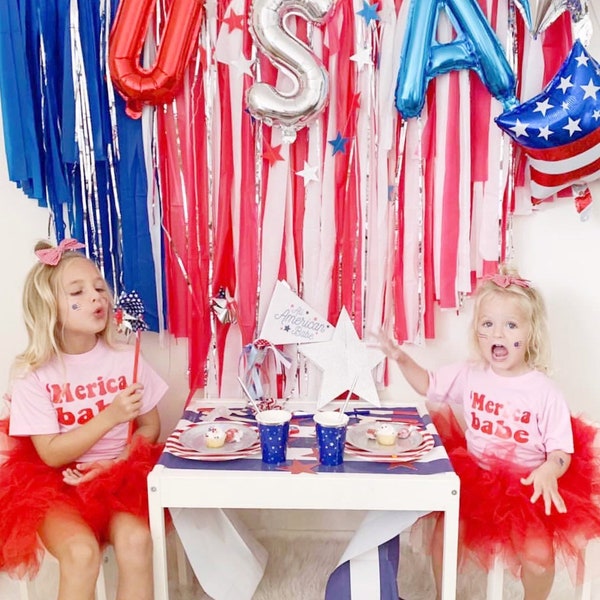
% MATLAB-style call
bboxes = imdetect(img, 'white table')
[147,402,460,599]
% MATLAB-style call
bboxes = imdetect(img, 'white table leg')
[441,492,460,600]
[148,466,169,600]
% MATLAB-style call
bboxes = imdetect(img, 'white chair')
[486,538,600,599]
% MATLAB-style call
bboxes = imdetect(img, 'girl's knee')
[114,522,153,561]
[58,536,102,576]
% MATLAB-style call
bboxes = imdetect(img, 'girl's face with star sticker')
[57,257,110,353]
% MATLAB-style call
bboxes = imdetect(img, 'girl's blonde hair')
[470,266,550,373]
[12,241,116,375]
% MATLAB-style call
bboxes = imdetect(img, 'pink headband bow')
[35,238,85,266]
[482,273,531,289]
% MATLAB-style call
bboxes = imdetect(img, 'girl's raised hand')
[376,329,407,363]
[107,383,144,426]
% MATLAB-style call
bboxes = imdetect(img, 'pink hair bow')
[483,274,531,288]
[35,238,85,266]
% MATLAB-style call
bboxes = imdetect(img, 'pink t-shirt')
[427,362,573,469]
[9,340,168,462]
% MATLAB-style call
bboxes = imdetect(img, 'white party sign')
[259,280,333,345]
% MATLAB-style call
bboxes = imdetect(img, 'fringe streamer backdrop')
[0,0,583,398]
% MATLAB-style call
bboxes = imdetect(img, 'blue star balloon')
[496,40,600,201]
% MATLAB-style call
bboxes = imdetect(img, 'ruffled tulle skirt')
[425,404,600,581]
[0,422,163,578]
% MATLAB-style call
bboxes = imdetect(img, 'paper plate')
[178,421,259,455]
[346,422,430,456]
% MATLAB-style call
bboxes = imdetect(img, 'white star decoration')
[350,46,372,71]
[298,308,385,408]
[230,56,254,76]
[296,161,319,186]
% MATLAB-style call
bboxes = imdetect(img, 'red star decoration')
[387,461,417,471]
[276,460,319,475]
[263,142,284,166]
[223,9,245,33]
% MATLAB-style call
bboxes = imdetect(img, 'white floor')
[5,528,597,600]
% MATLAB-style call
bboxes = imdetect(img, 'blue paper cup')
[314,411,349,466]
[255,410,292,464]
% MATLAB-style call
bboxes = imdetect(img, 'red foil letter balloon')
[108,0,204,118]
[247,0,336,143]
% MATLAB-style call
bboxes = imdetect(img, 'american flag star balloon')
[114,290,149,334]
[495,40,600,202]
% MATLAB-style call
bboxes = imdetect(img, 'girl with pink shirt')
[379,267,600,600]
[0,240,168,600]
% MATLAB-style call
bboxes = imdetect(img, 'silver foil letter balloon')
[247,0,335,142]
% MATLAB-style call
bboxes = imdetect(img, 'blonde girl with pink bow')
[379,266,600,600]
[0,240,168,600]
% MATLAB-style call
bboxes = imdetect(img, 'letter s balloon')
[247,0,336,143]
[109,0,204,119]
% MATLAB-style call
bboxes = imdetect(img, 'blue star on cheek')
[356,1,380,26]
[328,132,350,155]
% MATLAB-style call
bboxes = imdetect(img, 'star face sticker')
[357,0,380,26]
[299,307,385,408]
[328,132,350,155]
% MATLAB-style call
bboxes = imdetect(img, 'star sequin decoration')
[299,307,385,408]
[223,9,244,33]
[328,132,350,155]
[356,0,380,26]
[263,142,284,167]
[276,460,319,475]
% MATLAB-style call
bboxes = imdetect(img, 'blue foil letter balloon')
[395,0,518,119]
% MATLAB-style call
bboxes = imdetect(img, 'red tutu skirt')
[427,405,600,581]
[0,424,163,578]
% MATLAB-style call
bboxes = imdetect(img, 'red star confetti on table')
[276,460,319,475]
[386,461,418,471]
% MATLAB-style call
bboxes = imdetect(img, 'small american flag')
[496,40,600,201]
